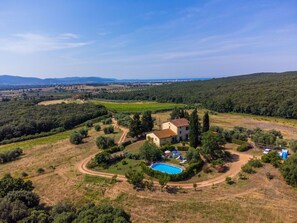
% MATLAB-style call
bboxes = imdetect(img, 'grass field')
[90,100,184,112]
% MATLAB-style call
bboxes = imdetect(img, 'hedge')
[176,146,189,151]
[141,159,204,182]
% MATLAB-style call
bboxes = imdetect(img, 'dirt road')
[77,119,252,188]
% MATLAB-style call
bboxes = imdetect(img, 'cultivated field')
[90,100,185,112]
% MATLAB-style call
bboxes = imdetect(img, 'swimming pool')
[151,163,183,174]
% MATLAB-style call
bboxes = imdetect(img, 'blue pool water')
[151,163,183,174]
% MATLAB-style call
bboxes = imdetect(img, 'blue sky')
[0,0,296,79]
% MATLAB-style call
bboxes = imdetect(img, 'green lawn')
[99,158,143,175]
[124,140,144,154]
[90,100,184,113]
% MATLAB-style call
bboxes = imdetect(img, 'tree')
[78,128,88,138]
[281,153,297,187]
[202,112,210,133]
[103,126,114,134]
[95,152,111,166]
[125,170,144,188]
[0,174,34,198]
[189,109,200,148]
[261,151,281,167]
[170,108,189,120]
[129,113,142,137]
[96,136,115,149]
[69,132,83,145]
[158,174,170,191]
[94,124,101,132]
[186,148,201,164]
[201,131,222,161]
[139,141,162,162]
[141,111,154,132]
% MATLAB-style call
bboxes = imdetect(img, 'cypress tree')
[202,112,210,133]
[141,111,154,132]
[129,113,142,138]
[189,109,200,148]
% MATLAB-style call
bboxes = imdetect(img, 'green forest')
[0,101,107,143]
[96,71,297,119]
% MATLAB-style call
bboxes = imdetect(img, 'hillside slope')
[97,71,297,119]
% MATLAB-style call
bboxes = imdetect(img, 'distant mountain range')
[0,75,209,85]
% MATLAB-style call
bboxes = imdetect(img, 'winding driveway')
[77,120,252,189]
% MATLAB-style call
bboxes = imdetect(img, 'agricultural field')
[90,100,185,113]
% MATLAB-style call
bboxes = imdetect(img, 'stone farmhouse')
[146,118,190,146]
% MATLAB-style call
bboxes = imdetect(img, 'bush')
[105,146,123,154]
[36,168,45,174]
[121,160,128,165]
[102,118,112,124]
[103,126,114,134]
[248,158,263,168]
[121,140,132,147]
[94,124,101,132]
[241,164,255,174]
[69,132,83,145]
[124,152,141,160]
[95,152,111,166]
[78,128,88,138]
[225,176,234,185]
[186,148,201,164]
[261,151,281,167]
[0,148,23,164]
[289,140,297,152]
[96,136,115,149]
[237,142,250,152]
[125,170,144,188]
[280,153,297,187]
[85,120,93,127]
[139,141,162,162]
[266,172,274,180]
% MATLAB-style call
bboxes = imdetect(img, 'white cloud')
[0,33,92,53]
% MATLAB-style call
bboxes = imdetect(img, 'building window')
[180,131,182,134]
[186,127,189,130]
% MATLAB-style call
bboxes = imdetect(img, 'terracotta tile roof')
[170,118,189,127]
[152,129,177,139]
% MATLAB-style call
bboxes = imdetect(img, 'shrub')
[280,153,297,187]
[186,148,201,164]
[94,124,101,132]
[69,132,83,145]
[103,126,114,134]
[238,172,248,180]
[266,172,274,180]
[237,142,250,152]
[85,120,93,127]
[96,136,115,149]
[248,158,263,168]
[78,128,88,138]
[289,140,297,152]
[105,146,123,154]
[0,148,23,164]
[139,141,162,162]
[36,168,45,174]
[124,152,141,160]
[261,151,281,167]
[121,140,132,147]
[102,118,112,124]
[125,170,144,188]
[95,152,111,166]
[225,176,234,185]
[241,164,255,174]
[121,160,128,165]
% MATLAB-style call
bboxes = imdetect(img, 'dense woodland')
[96,71,297,119]
[0,101,107,143]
